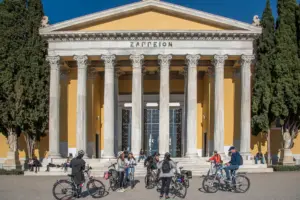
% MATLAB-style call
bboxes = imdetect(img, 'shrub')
[0,169,24,175]
[272,165,300,171]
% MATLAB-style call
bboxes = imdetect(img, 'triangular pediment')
[40,0,261,33]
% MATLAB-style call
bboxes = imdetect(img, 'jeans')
[255,157,264,164]
[224,165,239,180]
[119,171,125,188]
[138,155,145,162]
[160,177,172,196]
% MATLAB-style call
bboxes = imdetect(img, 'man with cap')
[224,146,241,181]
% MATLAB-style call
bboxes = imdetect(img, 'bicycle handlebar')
[108,163,117,168]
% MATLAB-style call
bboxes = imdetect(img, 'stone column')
[101,55,116,158]
[158,54,172,156]
[213,55,228,156]
[130,54,144,156]
[46,56,62,159]
[185,54,201,157]
[240,55,255,159]
[74,55,89,157]
[114,69,119,155]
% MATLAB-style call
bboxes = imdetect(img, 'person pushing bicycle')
[70,150,86,198]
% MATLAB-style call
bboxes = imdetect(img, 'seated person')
[223,146,242,182]
[255,151,264,164]
[207,150,222,174]
[28,159,34,171]
[138,149,145,162]
[32,156,41,173]
[63,158,71,172]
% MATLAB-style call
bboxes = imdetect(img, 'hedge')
[272,165,300,172]
[0,169,24,175]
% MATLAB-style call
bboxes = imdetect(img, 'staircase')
[24,157,273,176]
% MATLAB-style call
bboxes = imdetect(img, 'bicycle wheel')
[202,175,220,193]
[52,180,76,200]
[109,178,118,191]
[234,175,250,193]
[173,181,187,199]
[87,179,106,198]
[183,175,189,188]
[145,174,155,189]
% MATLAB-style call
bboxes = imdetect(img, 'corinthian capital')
[101,55,116,69]
[212,55,228,69]
[74,55,88,69]
[158,54,172,69]
[130,54,144,69]
[241,55,255,67]
[46,56,60,70]
[186,54,201,68]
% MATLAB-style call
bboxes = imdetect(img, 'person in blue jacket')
[224,146,242,181]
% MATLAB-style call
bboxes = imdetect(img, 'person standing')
[157,152,176,199]
[125,152,136,189]
[117,151,126,192]
[70,150,86,198]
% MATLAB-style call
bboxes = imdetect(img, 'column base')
[240,152,251,160]
[48,152,62,159]
[185,152,198,158]
[101,155,116,159]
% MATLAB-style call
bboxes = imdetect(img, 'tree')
[271,0,300,164]
[21,0,49,159]
[0,0,28,152]
[251,0,275,165]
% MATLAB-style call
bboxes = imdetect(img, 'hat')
[228,146,236,151]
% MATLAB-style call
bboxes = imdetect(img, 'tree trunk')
[267,128,271,165]
[23,133,36,159]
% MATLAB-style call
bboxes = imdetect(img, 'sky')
[42,0,280,25]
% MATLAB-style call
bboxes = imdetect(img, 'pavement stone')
[0,172,299,200]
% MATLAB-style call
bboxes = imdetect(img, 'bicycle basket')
[181,170,192,179]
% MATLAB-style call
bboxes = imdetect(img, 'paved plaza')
[0,172,299,200]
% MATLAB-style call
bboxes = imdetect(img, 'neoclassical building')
[1,0,300,162]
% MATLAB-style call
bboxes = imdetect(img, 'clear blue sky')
[42,0,280,25]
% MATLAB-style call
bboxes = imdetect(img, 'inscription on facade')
[130,41,173,48]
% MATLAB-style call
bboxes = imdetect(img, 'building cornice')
[39,0,261,34]
[41,30,259,42]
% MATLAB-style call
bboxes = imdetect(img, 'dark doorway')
[95,133,99,158]
[121,109,132,151]
[144,109,159,156]
[203,132,207,157]
[169,108,182,157]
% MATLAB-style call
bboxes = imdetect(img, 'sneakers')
[117,188,125,192]
[165,196,170,199]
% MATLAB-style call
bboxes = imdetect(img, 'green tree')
[271,0,300,163]
[251,0,275,165]
[22,0,49,159]
[0,0,28,152]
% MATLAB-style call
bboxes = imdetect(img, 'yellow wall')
[77,11,224,31]
[67,70,77,149]
[197,77,204,149]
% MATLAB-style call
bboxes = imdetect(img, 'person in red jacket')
[207,150,222,164]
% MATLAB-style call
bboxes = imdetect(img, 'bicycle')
[52,166,105,199]
[157,162,187,199]
[202,164,250,193]
[104,163,120,191]
[124,163,137,189]
[144,164,159,189]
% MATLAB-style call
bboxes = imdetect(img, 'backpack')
[238,153,243,166]
[162,160,171,173]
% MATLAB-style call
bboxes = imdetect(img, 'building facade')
[1,0,300,162]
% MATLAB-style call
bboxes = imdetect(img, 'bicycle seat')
[68,174,75,178]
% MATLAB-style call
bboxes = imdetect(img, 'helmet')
[164,152,171,159]
[228,146,236,151]
[118,151,124,157]
[213,150,218,153]
[78,150,85,156]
